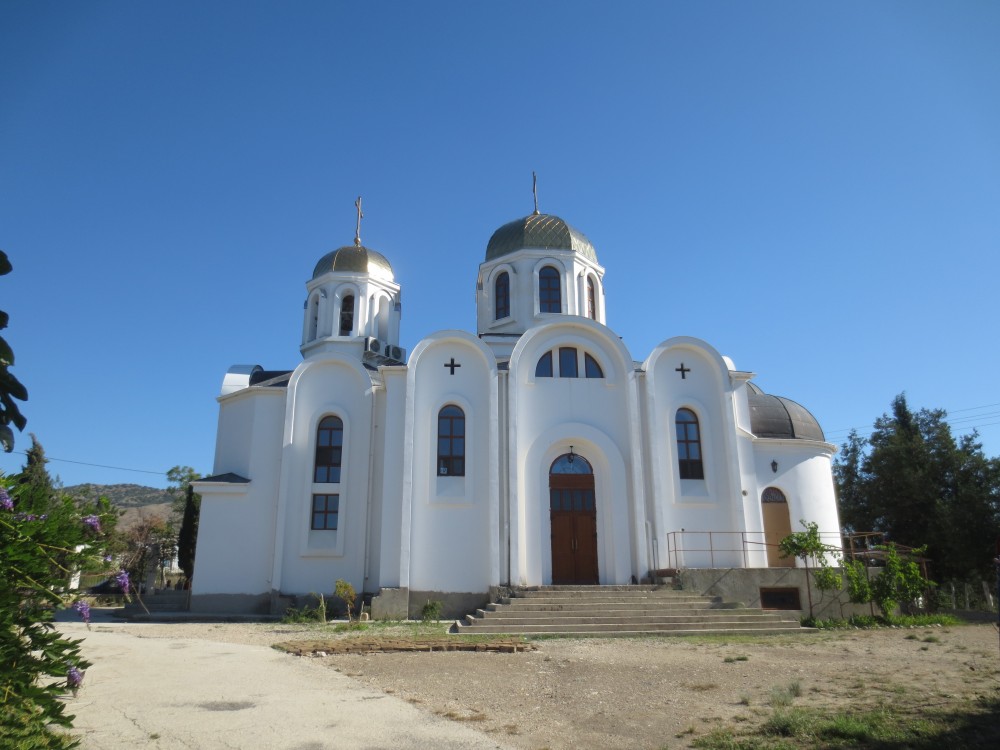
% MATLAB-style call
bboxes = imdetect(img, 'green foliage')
[843,559,872,604]
[813,565,842,593]
[18,434,54,495]
[176,484,200,581]
[334,579,356,620]
[421,599,444,622]
[802,612,960,629]
[1,475,118,746]
[777,521,841,618]
[0,251,28,453]
[869,543,930,617]
[834,394,1000,581]
[166,466,201,515]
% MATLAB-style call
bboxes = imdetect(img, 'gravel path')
[62,612,1000,749]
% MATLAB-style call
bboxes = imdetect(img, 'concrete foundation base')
[676,567,879,620]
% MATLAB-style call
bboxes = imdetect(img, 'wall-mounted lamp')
[771,460,779,474]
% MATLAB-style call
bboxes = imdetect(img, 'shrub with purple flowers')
[0,487,12,511]
[81,515,101,533]
[1,474,116,746]
[72,600,91,626]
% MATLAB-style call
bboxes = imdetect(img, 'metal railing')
[662,529,927,571]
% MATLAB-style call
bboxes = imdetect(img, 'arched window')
[314,416,343,483]
[587,277,596,320]
[437,405,465,476]
[495,272,510,320]
[307,294,320,340]
[675,408,704,479]
[539,266,561,313]
[762,487,787,504]
[535,351,553,377]
[339,295,355,336]
[584,353,603,378]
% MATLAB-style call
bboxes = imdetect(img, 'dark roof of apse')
[747,382,825,441]
[485,213,597,263]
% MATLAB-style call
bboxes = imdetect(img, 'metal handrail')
[662,530,926,570]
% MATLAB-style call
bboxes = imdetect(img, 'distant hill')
[63,483,175,529]
[63,483,173,508]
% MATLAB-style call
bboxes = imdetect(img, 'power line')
[825,402,1000,441]
[3,450,167,477]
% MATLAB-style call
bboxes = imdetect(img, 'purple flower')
[0,488,12,511]
[82,515,101,532]
[103,554,113,563]
[114,570,130,593]
[73,600,91,624]
[67,665,84,692]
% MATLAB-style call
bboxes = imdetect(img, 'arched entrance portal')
[762,487,793,568]
[549,453,598,584]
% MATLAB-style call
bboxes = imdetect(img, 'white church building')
[191,198,842,617]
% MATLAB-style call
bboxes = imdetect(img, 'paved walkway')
[56,612,511,750]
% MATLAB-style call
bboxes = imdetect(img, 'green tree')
[176,483,200,582]
[834,393,1000,581]
[17,433,55,496]
[167,465,201,585]
[0,251,28,453]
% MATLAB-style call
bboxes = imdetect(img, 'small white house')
[191,204,841,617]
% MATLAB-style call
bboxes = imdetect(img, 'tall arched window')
[314,416,344,483]
[495,272,510,320]
[437,405,465,476]
[675,408,704,479]
[307,294,320,340]
[539,266,561,313]
[587,277,596,320]
[339,295,355,336]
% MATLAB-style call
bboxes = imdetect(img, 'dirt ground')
[129,620,1000,749]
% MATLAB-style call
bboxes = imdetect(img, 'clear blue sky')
[2,1,998,488]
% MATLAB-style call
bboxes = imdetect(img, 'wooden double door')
[549,455,599,585]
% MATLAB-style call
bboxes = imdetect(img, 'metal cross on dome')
[444,358,461,375]
[354,196,363,247]
[675,363,691,379]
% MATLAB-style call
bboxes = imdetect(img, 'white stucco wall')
[192,387,285,597]
[508,319,642,586]
[271,355,374,596]
[644,338,746,567]
[402,332,499,593]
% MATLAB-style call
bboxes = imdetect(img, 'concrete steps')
[452,585,807,636]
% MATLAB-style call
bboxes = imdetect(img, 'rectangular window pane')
[559,347,578,378]
[329,467,340,483]
[311,494,339,530]
[453,437,465,456]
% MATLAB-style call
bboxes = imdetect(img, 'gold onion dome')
[485,213,597,263]
[311,245,394,282]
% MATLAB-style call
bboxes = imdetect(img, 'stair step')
[466,614,794,627]
[455,585,808,637]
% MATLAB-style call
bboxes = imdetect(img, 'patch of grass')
[922,635,941,643]
[905,633,919,640]
[737,693,751,706]
[769,680,801,707]
[696,696,1000,750]
[331,621,368,633]
[804,613,962,629]
[723,654,750,663]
